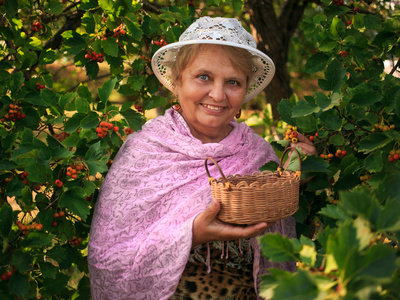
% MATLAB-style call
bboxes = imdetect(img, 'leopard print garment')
[170,241,257,300]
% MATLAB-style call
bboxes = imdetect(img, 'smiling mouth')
[201,104,224,112]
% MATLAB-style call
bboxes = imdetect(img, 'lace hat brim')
[151,18,275,103]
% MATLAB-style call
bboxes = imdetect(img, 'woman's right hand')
[191,198,274,249]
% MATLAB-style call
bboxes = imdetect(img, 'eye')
[228,80,239,86]
[198,74,209,81]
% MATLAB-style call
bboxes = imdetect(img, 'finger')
[201,198,221,223]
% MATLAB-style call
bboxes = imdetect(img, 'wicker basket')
[205,147,301,225]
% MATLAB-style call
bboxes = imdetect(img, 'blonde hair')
[171,44,253,88]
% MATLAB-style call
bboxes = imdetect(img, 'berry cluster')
[360,174,372,181]
[31,21,43,32]
[21,171,29,185]
[284,126,299,143]
[388,150,400,162]
[124,127,133,135]
[96,121,119,138]
[338,50,347,58]
[1,270,14,282]
[52,211,66,227]
[16,220,43,235]
[66,164,84,179]
[1,103,26,123]
[85,50,105,63]
[69,236,83,247]
[113,24,126,38]
[139,56,151,63]
[334,149,347,158]
[333,0,344,6]
[320,153,334,160]
[154,39,167,47]
[36,82,46,91]
[135,105,143,113]
[309,132,318,142]
[55,179,63,187]
[373,123,395,132]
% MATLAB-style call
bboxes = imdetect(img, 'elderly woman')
[88,17,314,299]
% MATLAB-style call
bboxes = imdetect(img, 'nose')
[208,82,226,102]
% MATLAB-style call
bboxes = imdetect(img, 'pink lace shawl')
[88,109,295,299]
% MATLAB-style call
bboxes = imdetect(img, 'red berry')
[388,155,394,162]
[55,179,63,187]
[113,126,119,132]
[309,136,314,142]
[1,273,8,281]
[52,221,58,227]
[341,150,347,156]
[393,154,399,160]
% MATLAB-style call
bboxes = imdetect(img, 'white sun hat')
[151,16,275,102]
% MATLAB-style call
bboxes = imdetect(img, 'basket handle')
[277,147,302,178]
[205,157,232,190]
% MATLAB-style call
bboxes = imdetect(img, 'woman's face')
[174,44,248,143]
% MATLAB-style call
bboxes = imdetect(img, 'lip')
[201,103,225,113]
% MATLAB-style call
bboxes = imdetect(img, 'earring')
[235,109,241,119]
[171,99,181,111]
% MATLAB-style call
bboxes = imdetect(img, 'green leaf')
[329,134,345,146]
[62,31,87,55]
[119,108,144,131]
[305,52,330,74]
[360,244,397,279]
[377,197,400,232]
[269,270,320,300]
[340,187,379,224]
[0,203,13,238]
[40,88,60,107]
[99,0,114,14]
[318,60,346,92]
[353,14,365,30]
[258,233,299,262]
[9,271,30,298]
[65,113,86,133]
[277,99,295,125]
[82,11,96,34]
[59,187,91,221]
[84,141,109,175]
[364,150,383,173]
[98,77,118,102]
[291,100,319,118]
[86,60,99,80]
[101,38,119,57]
[0,160,17,170]
[320,204,349,221]
[350,90,382,106]
[12,250,32,272]
[9,71,24,96]
[27,37,42,51]
[40,262,59,279]
[43,272,69,295]
[81,111,100,129]
[75,97,90,113]
[125,19,143,41]
[39,49,57,65]
[301,156,329,173]
[20,232,55,248]
[358,133,391,153]
[232,0,243,12]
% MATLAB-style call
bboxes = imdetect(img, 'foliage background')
[0,0,399,299]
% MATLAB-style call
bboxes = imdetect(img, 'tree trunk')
[246,0,315,120]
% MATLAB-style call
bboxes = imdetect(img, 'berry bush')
[258,1,400,299]
[0,0,398,299]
